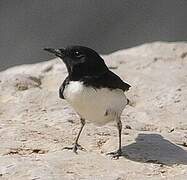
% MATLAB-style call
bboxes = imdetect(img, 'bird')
[44,46,131,158]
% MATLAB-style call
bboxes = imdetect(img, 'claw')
[76,144,86,151]
[62,143,86,154]
[106,149,122,159]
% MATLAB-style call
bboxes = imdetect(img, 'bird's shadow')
[121,133,187,166]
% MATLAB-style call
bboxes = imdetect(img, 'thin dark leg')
[73,118,85,150]
[107,117,122,159]
[62,118,86,154]
[117,120,122,154]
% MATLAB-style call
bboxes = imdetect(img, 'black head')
[44,46,108,79]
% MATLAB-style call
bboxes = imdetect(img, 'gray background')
[0,0,187,70]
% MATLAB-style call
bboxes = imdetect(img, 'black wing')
[82,70,131,91]
[59,76,69,99]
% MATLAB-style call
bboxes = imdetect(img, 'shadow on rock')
[122,133,187,165]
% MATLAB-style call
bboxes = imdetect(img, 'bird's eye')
[74,51,81,57]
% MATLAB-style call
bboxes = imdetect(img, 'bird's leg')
[62,118,86,154]
[73,118,86,152]
[107,117,122,159]
[117,119,122,154]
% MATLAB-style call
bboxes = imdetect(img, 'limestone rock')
[0,42,187,179]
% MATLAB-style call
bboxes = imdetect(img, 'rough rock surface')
[0,42,187,180]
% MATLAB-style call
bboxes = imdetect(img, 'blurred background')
[0,0,187,70]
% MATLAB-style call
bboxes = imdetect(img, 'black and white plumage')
[44,46,131,158]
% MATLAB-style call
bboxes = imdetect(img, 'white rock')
[0,42,187,179]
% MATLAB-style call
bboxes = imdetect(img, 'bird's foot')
[106,149,122,159]
[62,143,86,154]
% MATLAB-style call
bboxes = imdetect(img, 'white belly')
[63,81,127,125]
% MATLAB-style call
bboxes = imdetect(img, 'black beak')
[43,48,65,58]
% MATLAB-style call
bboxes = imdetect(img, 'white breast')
[63,81,127,125]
